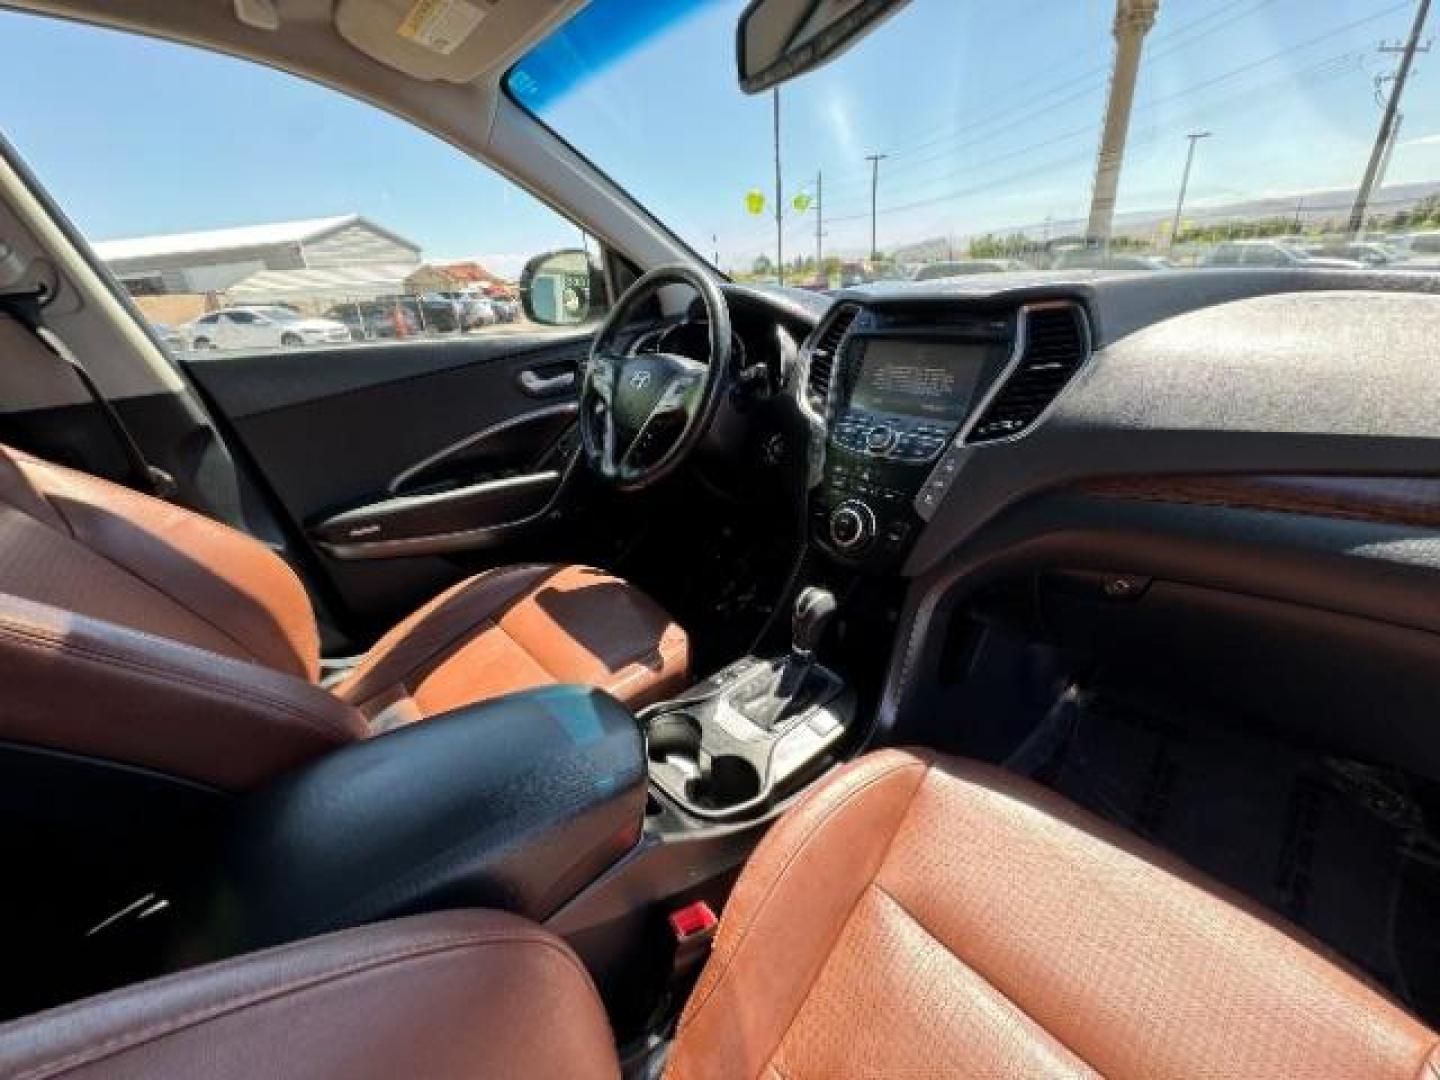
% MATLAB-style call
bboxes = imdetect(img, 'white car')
[185,305,351,350]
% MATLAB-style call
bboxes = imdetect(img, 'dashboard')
[705,267,1440,789]
[626,269,1440,595]
[621,270,1440,777]
[807,297,1090,568]
[794,270,1440,581]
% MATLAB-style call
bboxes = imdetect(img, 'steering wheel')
[579,264,733,492]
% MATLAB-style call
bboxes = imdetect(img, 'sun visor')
[334,0,581,83]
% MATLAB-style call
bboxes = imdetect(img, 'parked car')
[913,258,1030,280]
[434,290,498,330]
[1305,242,1397,266]
[183,305,352,350]
[1051,250,1172,271]
[147,322,187,351]
[484,292,522,322]
[1393,230,1440,257]
[323,300,422,340]
[1202,240,1362,269]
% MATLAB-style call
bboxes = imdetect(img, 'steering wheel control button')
[829,500,876,552]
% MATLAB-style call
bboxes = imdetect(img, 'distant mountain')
[1111,179,1440,236]
[884,180,1440,262]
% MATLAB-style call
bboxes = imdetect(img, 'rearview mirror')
[519,249,608,327]
[736,0,910,94]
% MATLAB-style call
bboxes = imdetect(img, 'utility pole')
[1348,0,1431,238]
[814,171,824,284]
[712,233,720,269]
[866,153,887,263]
[773,88,784,286]
[1167,131,1211,250]
[1375,112,1405,198]
[1371,42,1431,205]
[1087,0,1161,244]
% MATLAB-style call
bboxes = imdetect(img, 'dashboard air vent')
[806,303,860,411]
[967,304,1089,443]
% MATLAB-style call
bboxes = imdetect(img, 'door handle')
[518,369,576,396]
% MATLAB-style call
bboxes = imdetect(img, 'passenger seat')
[1,750,1434,1078]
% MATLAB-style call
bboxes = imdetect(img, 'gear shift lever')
[778,587,837,698]
[790,587,838,662]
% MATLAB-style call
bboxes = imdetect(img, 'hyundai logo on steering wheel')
[629,370,653,390]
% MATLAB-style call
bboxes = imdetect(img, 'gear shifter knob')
[791,586,838,660]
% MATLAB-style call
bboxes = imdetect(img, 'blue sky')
[1,0,1436,273]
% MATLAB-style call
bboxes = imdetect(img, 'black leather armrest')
[209,686,644,951]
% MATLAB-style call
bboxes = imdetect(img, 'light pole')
[815,170,824,282]
[865,153,888,264]
[1168,131,1211,251]
[773,88,784,285]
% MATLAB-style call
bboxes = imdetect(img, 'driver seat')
[0,442,689,788]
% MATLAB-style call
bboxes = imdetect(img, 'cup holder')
[685,755,762,810]
[647,713,764,812]
[647,713,701,766]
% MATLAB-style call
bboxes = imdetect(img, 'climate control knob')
[829,499,877,552]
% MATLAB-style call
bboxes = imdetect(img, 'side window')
[0,12,607,356]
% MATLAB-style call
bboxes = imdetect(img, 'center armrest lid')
[211,685,645,951]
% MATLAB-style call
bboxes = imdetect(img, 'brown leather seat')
[2,749,1434,1078]
[0,443,688,788]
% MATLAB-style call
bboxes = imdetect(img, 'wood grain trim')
[1077,474,1440,531]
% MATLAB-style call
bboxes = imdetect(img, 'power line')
[731,1,1417,259]
[820,0,1401,210]
[818,44,1368,222]
[819,49,1370,227]
[822,0,1406,206]
[822,0,1283,191]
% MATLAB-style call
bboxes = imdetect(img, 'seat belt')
[0,287,176,500]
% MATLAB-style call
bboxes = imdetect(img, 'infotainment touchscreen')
[849,340,993,421]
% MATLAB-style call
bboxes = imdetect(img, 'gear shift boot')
[729,655,839,731]
[640,586,851,822]
[730,587,839,730]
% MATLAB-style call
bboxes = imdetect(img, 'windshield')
[509,0,1440,285]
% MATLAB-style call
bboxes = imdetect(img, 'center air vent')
[805,303,860,412]
[967,303,1090,443]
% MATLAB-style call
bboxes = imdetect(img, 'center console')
[204,686,646,953]
[810,306,1019,569]
[639,588,854,820]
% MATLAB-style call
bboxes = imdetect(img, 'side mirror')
[519,249,609,327]
[736,0,911,94]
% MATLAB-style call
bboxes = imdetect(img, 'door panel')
[183,330,593,627]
